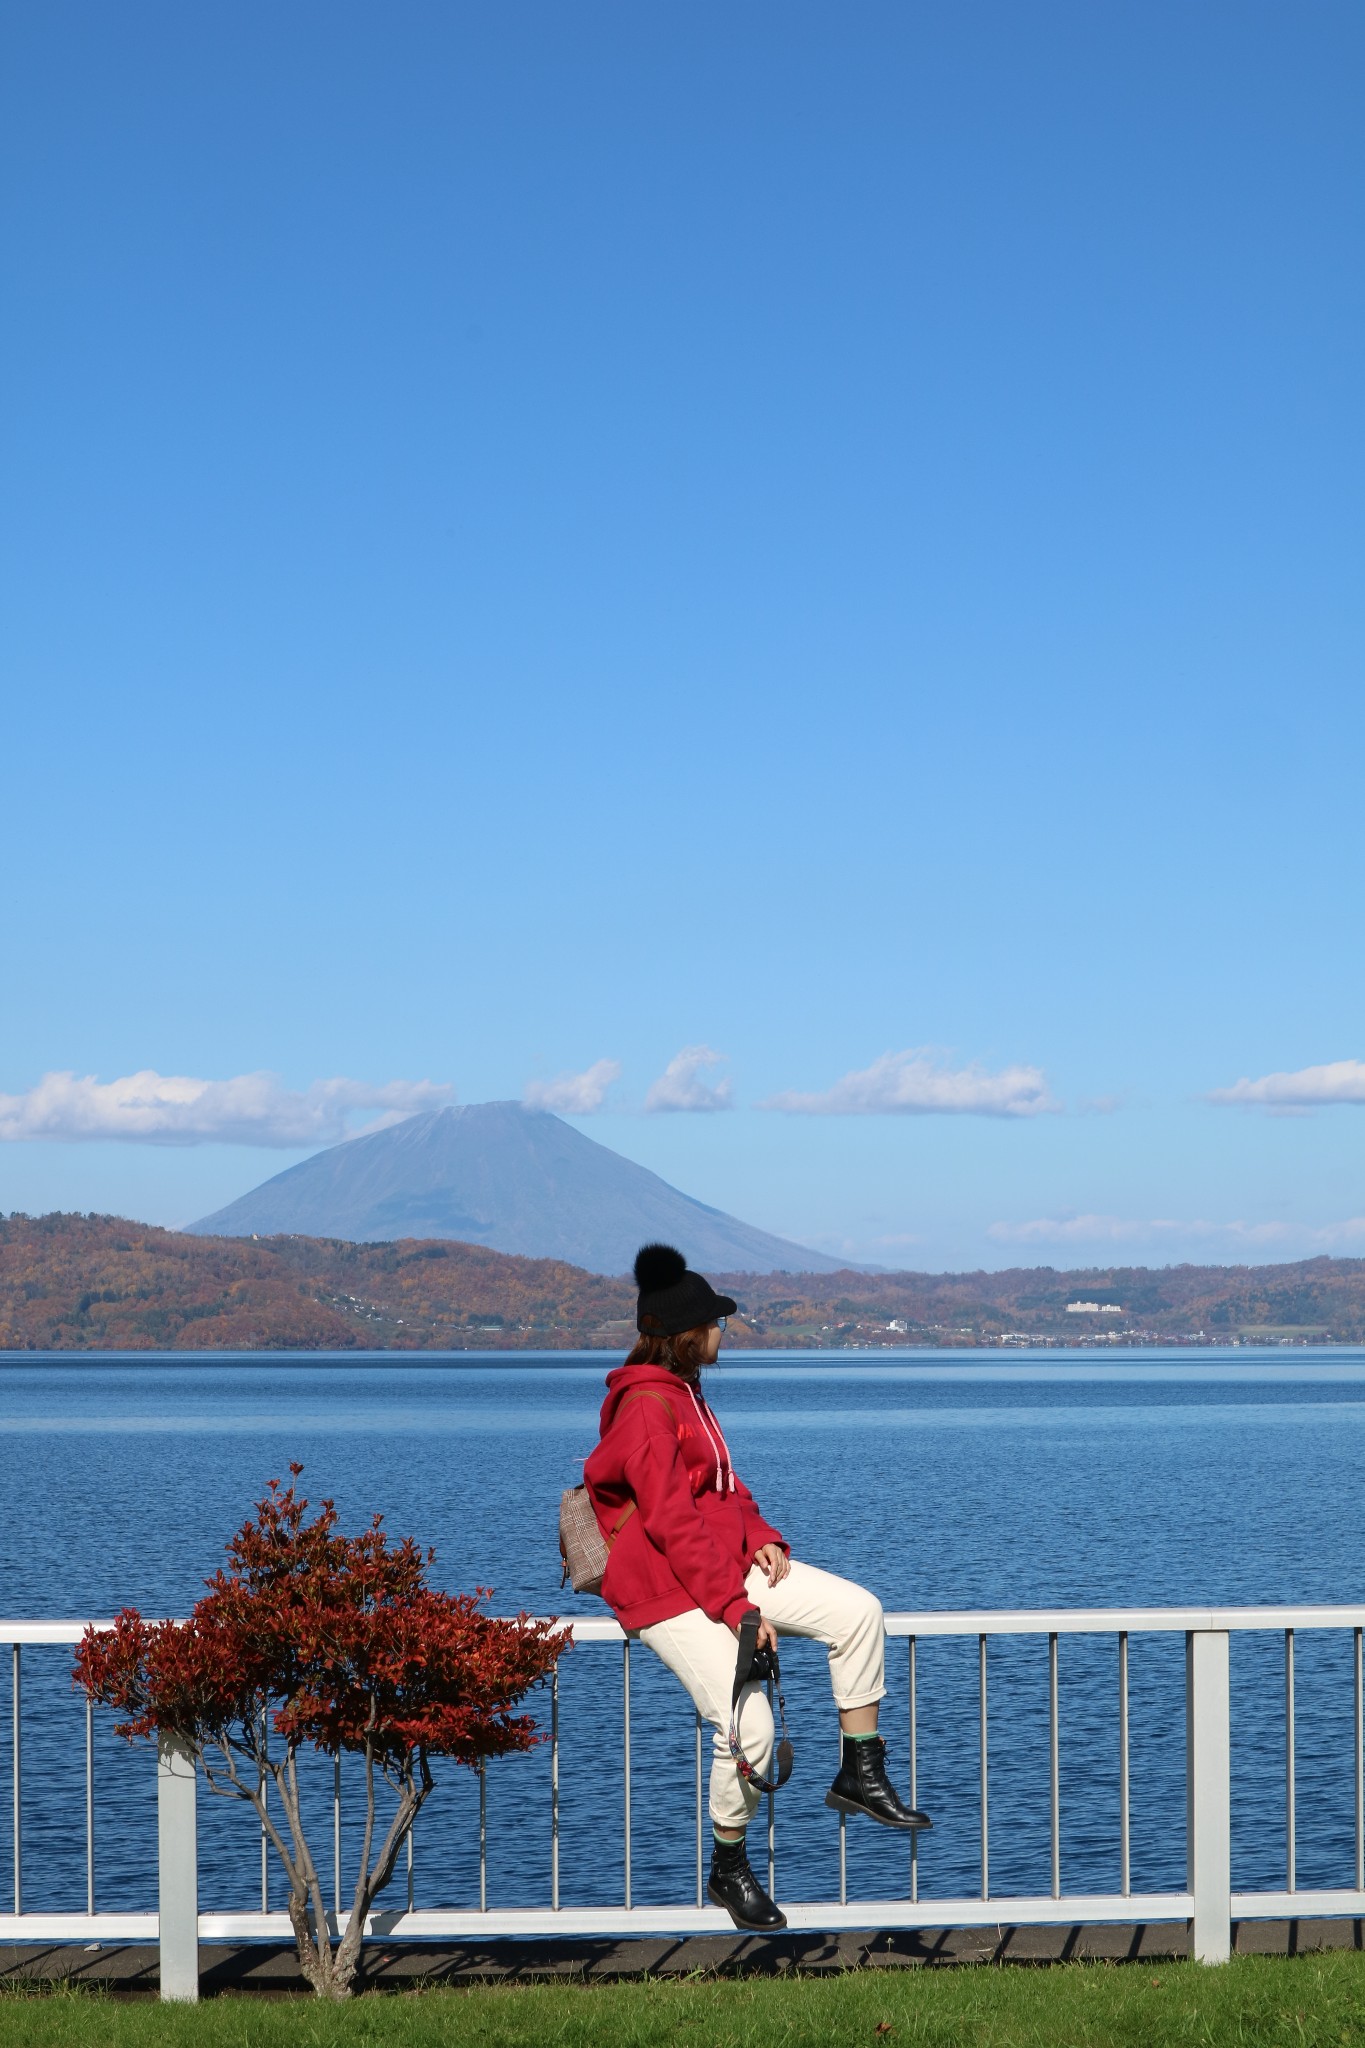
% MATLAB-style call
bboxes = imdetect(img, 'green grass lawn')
[8,1955,1365,2048]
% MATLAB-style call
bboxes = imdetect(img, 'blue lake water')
[4,1348,1365,1920]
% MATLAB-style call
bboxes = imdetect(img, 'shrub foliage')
[74,1468,568,1999]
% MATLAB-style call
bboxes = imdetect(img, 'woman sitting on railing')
[584,1243,931,1933]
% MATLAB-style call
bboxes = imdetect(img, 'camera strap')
[727,1607,794,1794]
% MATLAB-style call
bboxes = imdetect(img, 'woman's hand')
[753,1543,790,1589]
[732,1614,780,1655]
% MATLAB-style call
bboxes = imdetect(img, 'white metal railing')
[4,1607,1365,1999]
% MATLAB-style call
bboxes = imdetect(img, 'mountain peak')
[186,1102,844,1275]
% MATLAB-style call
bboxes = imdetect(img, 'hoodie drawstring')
[686,1382,736,1494]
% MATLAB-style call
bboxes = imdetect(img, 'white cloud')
[990,1215,1196,1247]
[988,1214,1365,1251]
[1207,1059,1365,1111]
[762,1049,1057,1118]
[0,1070,453,1147]
[645,1045,733,1113]
[523,1059,622,1115]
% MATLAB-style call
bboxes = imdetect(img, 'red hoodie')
[583,1361,788,1632]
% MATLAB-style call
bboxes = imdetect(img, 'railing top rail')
[881,1606,1365,1637]
[2,1621,118,1644]
[8,1603,1365,1647]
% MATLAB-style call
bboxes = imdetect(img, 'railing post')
[12,1643,21,1916]
[1185,1629,1231,1964]
[157,1736,199,2002]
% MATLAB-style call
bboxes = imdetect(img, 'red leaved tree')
[74,1466,568,1999]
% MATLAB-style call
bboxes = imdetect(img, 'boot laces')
[856,1735,888,1779]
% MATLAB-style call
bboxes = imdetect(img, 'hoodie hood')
[600,1360,689,1430]
[599,1361,736,1496]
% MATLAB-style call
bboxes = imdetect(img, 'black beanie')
[633,1244,737,1337]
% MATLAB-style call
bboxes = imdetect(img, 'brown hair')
[625,1321,712,1383]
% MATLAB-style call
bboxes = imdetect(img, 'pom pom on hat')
[632,1241,736,1336]
[633,1243,687,1291]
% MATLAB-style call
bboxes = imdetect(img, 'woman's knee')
[717,1686,773,1761]
[840,1584,884,1642]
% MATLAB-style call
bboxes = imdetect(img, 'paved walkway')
[2,1919,1363,1995]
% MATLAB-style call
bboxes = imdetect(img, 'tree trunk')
[286,1889,357,1999]
[258,1736,429,1998]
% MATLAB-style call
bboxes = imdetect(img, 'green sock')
[713,1828,745,1846]
[845,1730,879,1742]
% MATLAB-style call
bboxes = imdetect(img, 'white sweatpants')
[637,1558,886,1833]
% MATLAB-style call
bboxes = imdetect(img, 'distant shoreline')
[5,1340,1365,1366]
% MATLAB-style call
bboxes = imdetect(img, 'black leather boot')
[825,1735,933,1830]
[707,1833,788,1931]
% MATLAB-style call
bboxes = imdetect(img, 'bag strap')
[615,1387,679,1431]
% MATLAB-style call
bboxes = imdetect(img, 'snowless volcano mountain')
[186,1102,844,1275]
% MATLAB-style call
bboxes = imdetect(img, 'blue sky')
[3,1,1362,1269]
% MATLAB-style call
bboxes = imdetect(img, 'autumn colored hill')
[0,1213,635,1351]
[3,1212,1365,1350]
[722,1259,1365,1346]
